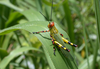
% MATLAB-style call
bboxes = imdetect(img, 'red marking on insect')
[48,22,54,28]
[60,33,63,36]
[68,49,70,52]
[36,32,39,34]
[53,42,55,44]
[75,45,78,47]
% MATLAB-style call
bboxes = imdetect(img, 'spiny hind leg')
[50,35,70,55]
[33,30,49,34]
[59,33,77,47]
[54,41,70,52]
[61,37,77,47]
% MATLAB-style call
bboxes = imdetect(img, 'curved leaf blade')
[0,21,77,69]
[0,47,42,69]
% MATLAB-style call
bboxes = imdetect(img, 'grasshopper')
[32,0,77,56]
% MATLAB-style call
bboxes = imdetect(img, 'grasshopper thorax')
[48,22,54,28]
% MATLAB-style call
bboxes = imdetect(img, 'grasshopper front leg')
[33,30,49,34]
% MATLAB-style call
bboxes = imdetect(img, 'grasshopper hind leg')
[59,33,78,47]
[50,35,70,55]
[54,41,70,52]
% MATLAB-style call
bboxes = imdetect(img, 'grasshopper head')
[48,22,54,28]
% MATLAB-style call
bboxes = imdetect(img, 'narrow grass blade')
[93,0,100,68]
[62,0,74,43]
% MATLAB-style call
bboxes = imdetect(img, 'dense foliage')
[0,0,100,69]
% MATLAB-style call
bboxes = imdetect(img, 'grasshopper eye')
[48,22,54,28]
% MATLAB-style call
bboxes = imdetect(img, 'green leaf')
[78,55,100,69]
[0,47,42,69]
[0,49,9,59]
[0,0,23,12]
[63,0,74,42]
[0,21,77,69]
[21,9,45,21]
[5,12,23,27]
[93,0,100,69]
[2,33,13,50]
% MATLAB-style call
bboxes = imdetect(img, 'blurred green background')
[0,0,100,69]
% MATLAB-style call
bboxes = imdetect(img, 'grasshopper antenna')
[39,11,51,23]
[50,0,53,22]
[39,0,53,23]
[39,11,49,21]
